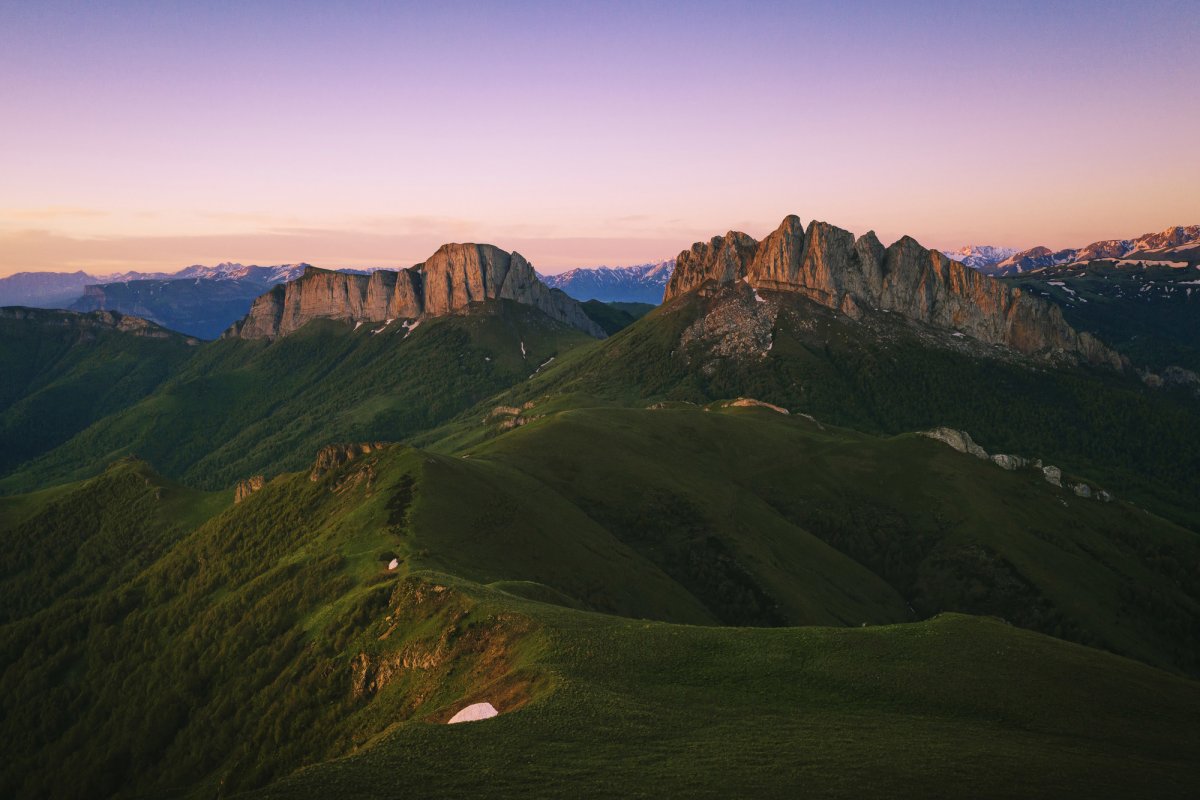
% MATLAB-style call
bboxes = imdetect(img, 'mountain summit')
[664,215,1120,365]
[226,243,605,339]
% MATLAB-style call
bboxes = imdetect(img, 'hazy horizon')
[3,0,1198,277]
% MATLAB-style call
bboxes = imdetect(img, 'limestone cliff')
[226,243,604,339]
[665,216,1122,366]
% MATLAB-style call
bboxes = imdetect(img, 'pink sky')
[2,1,1197,277]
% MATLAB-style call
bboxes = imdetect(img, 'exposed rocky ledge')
[225,244,605,340]
[310,442,388,482]
[234,475,265,503]
[0,306,198,343]
[919,427,1112,501]
[720,398,790,414]
[664,215,1123,367]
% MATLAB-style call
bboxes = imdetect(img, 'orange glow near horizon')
[2,2,1197,277]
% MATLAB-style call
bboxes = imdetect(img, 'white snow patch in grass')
[448,702,498,724]
[520,340,526,358]
[1119,259,1189,269]
[354,321,363,331]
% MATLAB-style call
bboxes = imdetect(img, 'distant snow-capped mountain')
[938,246,1018,271]
[0,262,384,310]
[539,261,675,304]
[990,225,1200,276]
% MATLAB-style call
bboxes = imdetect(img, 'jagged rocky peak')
[226,243,605,339]
[663,215,1123,366]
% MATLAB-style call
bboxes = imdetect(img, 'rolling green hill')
[0,301,595,493]
[1,435,1197,798]
[0,308,199,476]
[449,285,1200,527]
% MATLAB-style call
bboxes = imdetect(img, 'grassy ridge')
[255,609,1200,800]
[1,302,595,493]
[460,289,1200,528]
[454,405,1200,676]
[1,437,1198,798]
[0,309,198,476]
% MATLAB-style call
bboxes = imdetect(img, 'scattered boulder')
[1098,490,1113,503]
[1072,483,1092,498]
[1043,465,1062,487]
[234,475,265,503]
[991,454,1029,471]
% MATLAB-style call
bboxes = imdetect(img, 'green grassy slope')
[0,457,226,624]
[454,405,1200,676]
[0,308,199,475]
[2,445,1197,798]
[452,286,1200,527]
[256,609,1200,800]
[579,300,656,335]
[1,301,596,493]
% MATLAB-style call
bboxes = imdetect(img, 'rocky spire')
[663,215,1122,366]
[226,244,605,339]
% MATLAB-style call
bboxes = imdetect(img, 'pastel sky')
[1,0,1197,276]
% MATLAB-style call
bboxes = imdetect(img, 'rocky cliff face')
[664,216,1121,366]
[227,244,605,339]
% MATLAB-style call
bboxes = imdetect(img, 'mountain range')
[936,244,1018,269]
[962,225,1200,275]
[0,263,348,339]
[538,260,675,303]
[2,213,1200,798]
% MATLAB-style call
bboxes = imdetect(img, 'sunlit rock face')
[227,244,605,339]
[664,215,1123,366]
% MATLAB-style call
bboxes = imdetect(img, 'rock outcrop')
[664,215,1123,366]
[310,442,387,482]
[919,427,989,460]
[722,398,790,414]
[226,244,605,339]
[234,475,265,503]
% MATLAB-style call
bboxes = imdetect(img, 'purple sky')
[1,0,1197,276]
